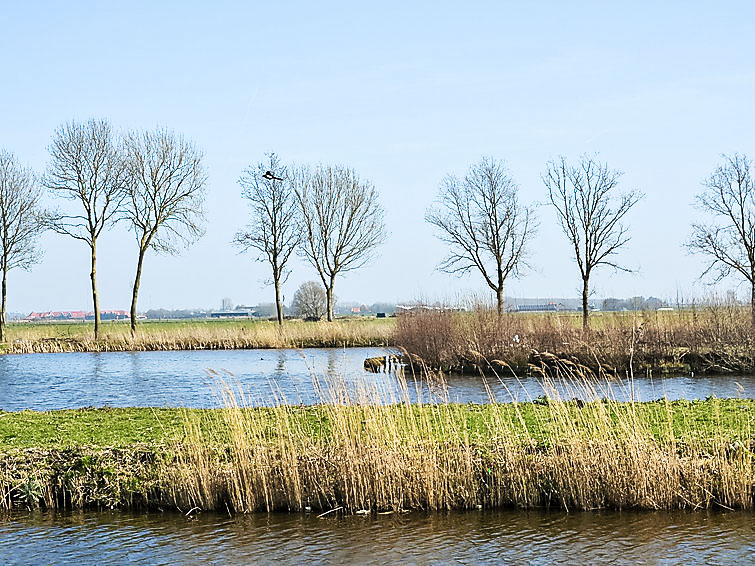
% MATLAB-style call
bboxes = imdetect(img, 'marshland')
[7,302,755,377]
[4,2,755,562]
[5,307,754,564]
[2,377,753,514]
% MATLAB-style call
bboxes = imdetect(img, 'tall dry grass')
[394,303,755,374]
[3,318,393,353]
[168,369,753,514]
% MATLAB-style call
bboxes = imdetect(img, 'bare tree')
[291,280,327,320]
[543,155,642,330]
[293,164,385,321]
[688,154,755,331]
[233,153,300,326]
[426,157,534,315]
[0,151,45,341]
[123,127,207,335]
[44,119,127,339]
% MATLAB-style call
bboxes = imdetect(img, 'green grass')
[1,398,752,512]
[2,399,751,451]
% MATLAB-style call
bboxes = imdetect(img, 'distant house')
[88,310,129,321]
[25,310,129,321]
[210,308,256,319]
[516,302,564,313]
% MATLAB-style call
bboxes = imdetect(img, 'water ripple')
[1,509,753,566]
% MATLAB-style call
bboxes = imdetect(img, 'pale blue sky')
[2,1,755,312]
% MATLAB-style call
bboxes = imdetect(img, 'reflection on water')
[0,509,752,565]
[0,348,753,411]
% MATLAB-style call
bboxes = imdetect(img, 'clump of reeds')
[168,369,754,514]
[394,301,755,375]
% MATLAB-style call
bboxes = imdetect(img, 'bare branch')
[687,153,755,330]
[292,164,386,321]
[426,157,536,315]
[42,118,127,338]
[543,154,643,329]
[0,150,46,340]
[233,153,300,325]
[121,127,207,333]
[291,280,328,320]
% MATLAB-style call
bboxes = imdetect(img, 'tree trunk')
[582,276,589,332]
[751,282,755,336]
[130,247,147,337]
[274,275,283,326]
[0,267,6,343]
[91,241,100,339]
[326,279,335,322]
[496,286,504,317]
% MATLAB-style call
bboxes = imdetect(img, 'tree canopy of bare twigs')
[426,157,535,316]
[293,164,385,321]
[0,151,45,341]
[43,119,127,339]
[688,153,755,331]
[543,155,642,330]
[123,127,207,334]
[233,153,300,326]
[291,280,327,320]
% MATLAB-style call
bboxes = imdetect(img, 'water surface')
[0,348,753,411]
[1,509,751,565]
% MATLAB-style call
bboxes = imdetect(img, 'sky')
[1,1,755,313]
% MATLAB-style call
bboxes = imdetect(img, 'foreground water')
[1,348,754,411]
[1,509,752,565]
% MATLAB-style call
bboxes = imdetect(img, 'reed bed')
[167,371,753,514]
[395,304,755,375]
[2,318,394,353]
[2,368,752,514]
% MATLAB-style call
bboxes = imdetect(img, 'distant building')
[90,310,129,321]
[516,302,564,312]
[209,307,256,319]
[25,310,129,321]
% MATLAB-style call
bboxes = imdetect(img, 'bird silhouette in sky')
[262,170,283,181]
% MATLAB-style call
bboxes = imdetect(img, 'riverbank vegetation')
[395,303,755,376]
[1,381,752,513]
[5,303,755,379]
[1,317,394,353]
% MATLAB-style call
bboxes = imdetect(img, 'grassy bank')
[2,396,752,513]
[1,317,394,353]
[395,305,755,376]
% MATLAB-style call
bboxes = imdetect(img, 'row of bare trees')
[428,153,755,332]
[234,154,385,323]
[46,119,207,339]
[2,128,754,338]
[0,118,207,340]
[427,154,642,330]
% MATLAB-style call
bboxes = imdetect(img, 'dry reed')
[168,369,753,514]
[2,318,393,354]
[394,303,755,375]
[2,367,752,514]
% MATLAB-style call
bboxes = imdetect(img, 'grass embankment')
[1,317,394,354]
[395,305,755,376]
[2,396,752,513]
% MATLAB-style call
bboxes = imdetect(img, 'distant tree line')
[601,296,668,312]
[3,119,755,338]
